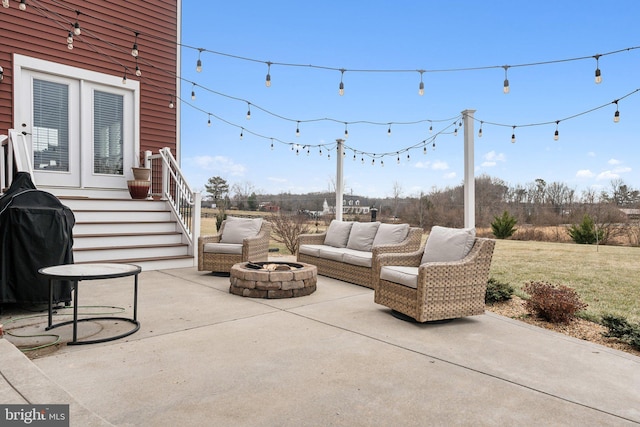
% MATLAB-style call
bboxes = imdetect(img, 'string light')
[191,83,196,100]
[270,139,274,150]
[339,69,345,96]
[478,121,483,137]
[406,153,410,162]
[554,121,559,140]
[73,10,81,35]
[296,121,300,137]
[397,153,400,164]
[594,54,602,84]
[371,158,375,166]
[135,63,142,77]
[168,97,174,109]
[265,62,271,87]
[2,0,9,9]
[503,65,510,94]
[344,123,349,139]
[353,153,356,161]
[207,114,211,127]
[246,103,251,120]
[418,70,425,96]
[319,148,322,156]
[19,0,26,11]
[66,31,74,50]
[423,145,427,155]
[196,48,203,72]
[131,32,139,57]
[122,69,127,84]
[361,156,364,164]
[429,122,433,133]
[381,160,384,167]
[387,124,391,136]
[511,126,516,143]
[613,100,620,122]
[240,128,244,139]
[454,127,458,136]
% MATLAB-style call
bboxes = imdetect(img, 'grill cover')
[0,172,75,305]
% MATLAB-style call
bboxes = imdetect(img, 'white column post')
[462,109,476,229]
[335,139,344,221]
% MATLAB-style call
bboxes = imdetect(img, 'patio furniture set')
[198,217,495,323]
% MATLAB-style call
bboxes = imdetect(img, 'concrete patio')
[1,260,639,426]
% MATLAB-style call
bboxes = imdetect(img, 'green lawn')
[489,240,640,323]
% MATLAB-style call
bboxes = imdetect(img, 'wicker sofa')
[374,226,495,322]
[296,220,423,288]
[198,217,271,273]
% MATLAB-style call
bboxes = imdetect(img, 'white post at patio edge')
[335,139,344,221]
[462,109,476,229]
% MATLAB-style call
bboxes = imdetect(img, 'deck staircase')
[62,197,196,271]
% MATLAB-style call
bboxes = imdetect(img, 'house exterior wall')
[0,0,179,162]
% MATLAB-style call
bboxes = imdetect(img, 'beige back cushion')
[346,222,381,252]
[372,223,409,246]
[220,217,263,244]
[324,220,354,248]
[421,226,475,264]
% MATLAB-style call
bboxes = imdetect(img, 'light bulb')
[361,157,364,164]
[207,117,211,127]
[454,128,458,136]
[339,81,344,96]
[554,130,559,140]
[327,153,331,160]
[73,22,81,35]
[19,0,26,10]
[135,66,141,77]
[169,100,174,109]
[271,142,274,150]
[196,59,202,73]
[406,154,410,162]
[381,160,384,167]
[240,129,244,139]
[67,43,74,50]
[191,90,195,100]
[2,0,9,9]
[595,68,602,84]
[246,107,251,120]
[429,125,433,133]
[131,43,138,58]
[419,81,424,96]
[67,32,74,44]
[122,74,127,84]
[387,126,391,136]
[503,79,510,94]
[614,110,620,123]
[265,73,271,87]
[423,146,427,155]
[478,128,483,138]
[296,125,300,137]
[397,155,400,164]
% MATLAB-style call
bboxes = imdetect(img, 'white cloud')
[484,151,506,162]
[587,151,596,157]
[597,171,619,181]
[414,161,430,169]
[432,160,449,170]
[443,172,457,179]
[267,177,287,183]
[576,169,594,178]
[608,158,621,165]
[613,166,632,174]
[481,161,497,167]
[190,155,246,176]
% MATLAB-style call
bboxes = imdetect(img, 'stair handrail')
[146,147,201,255]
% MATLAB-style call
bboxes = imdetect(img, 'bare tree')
[391,181,403,218]
[269,212,312,255]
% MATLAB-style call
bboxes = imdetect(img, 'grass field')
[200,212,640,323]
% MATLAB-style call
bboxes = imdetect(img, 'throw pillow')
[346,221,381,251]
[220,216,263,244]
[421,226,476,264]
[372,223,410,246]
[323,220,354,248]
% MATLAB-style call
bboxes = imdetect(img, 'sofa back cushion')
[220,216,263,244]
[421,226,475,264]
[372,223,410,246]
[346,221,380,252]
[324,220,354,248]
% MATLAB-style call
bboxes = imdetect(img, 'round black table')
[38,263,141,345]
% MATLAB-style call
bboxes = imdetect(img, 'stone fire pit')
[229,261,317,299]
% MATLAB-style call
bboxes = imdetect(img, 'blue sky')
[179,1,639,199]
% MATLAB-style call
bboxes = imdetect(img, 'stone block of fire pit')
[229,261,317,299]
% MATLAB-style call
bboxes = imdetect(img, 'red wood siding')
[0,0,178,158]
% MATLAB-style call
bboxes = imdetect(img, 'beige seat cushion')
[203,243,243,254]
[380,266,419,288]
[341,249,373,267]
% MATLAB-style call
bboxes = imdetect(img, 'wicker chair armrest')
[198,234,222,246]
[372,227,423,256]
[298,232,327,246]
[376,250,423,268]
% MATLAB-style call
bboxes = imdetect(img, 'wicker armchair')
[198,220,271,273]
[374,238,495,322]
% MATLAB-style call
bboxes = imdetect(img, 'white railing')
[146,147,201,255]
[1,129,33,191]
